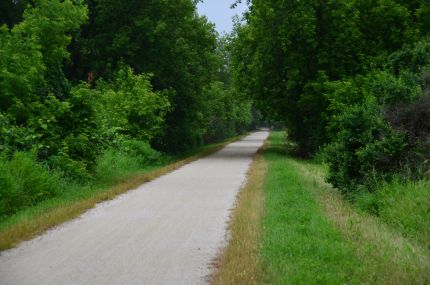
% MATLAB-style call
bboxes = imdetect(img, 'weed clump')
[0,152,64,219]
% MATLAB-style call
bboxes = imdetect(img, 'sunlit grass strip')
[211,143,267,285]
[0,135,246,251]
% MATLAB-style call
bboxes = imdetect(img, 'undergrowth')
[0,134,245,251]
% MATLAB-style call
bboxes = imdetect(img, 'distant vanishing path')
[0,131,268,285]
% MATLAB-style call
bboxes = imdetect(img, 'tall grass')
[94,140,162,185]
[356,178,430,249]
[0,152,66,219]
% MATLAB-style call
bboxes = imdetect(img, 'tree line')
[231,0,430,195]
[0,0,255,218]
[3,0,429,219]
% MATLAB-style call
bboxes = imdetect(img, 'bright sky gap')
[197,0,248,34]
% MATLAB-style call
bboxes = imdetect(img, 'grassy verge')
[260,132,430,284]
[0,134,246,251]
[261,133,362,284]
[211,141,267,285]
[354,178,430,250]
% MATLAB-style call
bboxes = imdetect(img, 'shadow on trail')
[207,146,263,160]
[239,138,268,142]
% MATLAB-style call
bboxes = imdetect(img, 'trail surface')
[0,131,268,285]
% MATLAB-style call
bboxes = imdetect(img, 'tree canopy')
[0,0,255,217]
[231,0,430,193]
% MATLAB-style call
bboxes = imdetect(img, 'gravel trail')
[0,131,268,285]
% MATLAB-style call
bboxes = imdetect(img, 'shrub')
[94,149,140,184]
[323,101,403,193]
[95,66,171,143]
[0,152,63,218]
[120,140,162,166]
[324,91,430,195]
[383,95,430,177]
[324,63,430,195]
[48,154,91,183]
[94,140,162,184]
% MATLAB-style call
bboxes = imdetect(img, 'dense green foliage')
[3,0,427,239]
[0,152,63,217]
[0,0,254,218]
[94,140,162,185]
[232,0,430,194]
[323,40,430,193]
[67,0,254,152]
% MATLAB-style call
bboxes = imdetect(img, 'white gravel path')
[0,131,268,285]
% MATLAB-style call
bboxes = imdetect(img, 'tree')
[232,0,430,155]
[68,0,219,152]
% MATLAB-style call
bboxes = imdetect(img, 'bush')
[383,95,430,176]
[94,140,162,184]
[324,58,430,195]
[120,140,162,166]
[323,99,401,193]
[48,154,91,183]
[94,149,141,184]
[0,152,63,218]
[324,92,430,194]
[95,66,170,143]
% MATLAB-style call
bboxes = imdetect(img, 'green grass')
[355,178,430,250]
[260,132,430,284]
[261,133,361,284]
